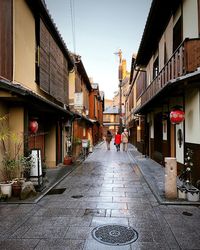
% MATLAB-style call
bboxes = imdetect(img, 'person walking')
[121,128,129,152]
[105,130,112,150]
[114,131,121,151]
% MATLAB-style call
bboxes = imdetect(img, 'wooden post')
[165,157,177,199]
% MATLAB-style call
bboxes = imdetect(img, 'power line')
[70,0,76,53]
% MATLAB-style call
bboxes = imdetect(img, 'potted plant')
[42,159,47,177]
[178,148,199,201]
[0,115,13,197]
[63,155,73,165]
[0,115,33,198]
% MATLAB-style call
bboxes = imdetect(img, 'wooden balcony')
[140,38,200,107]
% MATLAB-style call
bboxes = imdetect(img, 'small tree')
[0,115,32,182]
[179,148,193,187]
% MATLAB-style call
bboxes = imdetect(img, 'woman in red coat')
[114,131,121,151]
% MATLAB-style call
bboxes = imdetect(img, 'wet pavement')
[0,141,200,249]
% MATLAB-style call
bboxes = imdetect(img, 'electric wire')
[70,0,76,53]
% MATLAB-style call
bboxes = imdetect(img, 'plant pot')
[0,181,13,198]
[89,146,93,153]
[63,156,72,165]
[42,170,47,178]
[0,194,8,202]
[186,187,199,202]
[12,182,22,197]
[177,186,187,199]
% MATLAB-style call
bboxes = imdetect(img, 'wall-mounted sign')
[30,149,43,189]
[74,92,83,109]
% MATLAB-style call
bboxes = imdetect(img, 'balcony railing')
[139,38,200,106]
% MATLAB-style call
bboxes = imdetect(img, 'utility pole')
[114,49,123,133]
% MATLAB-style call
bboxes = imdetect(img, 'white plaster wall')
[182,0,198,39]
[185,89,200,144]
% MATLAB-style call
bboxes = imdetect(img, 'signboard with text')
[74,92,83,109]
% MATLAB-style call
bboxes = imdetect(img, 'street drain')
[46,188,66,195]
[71,195,84,199]
[92,224,138,246]
[182,211,193,216]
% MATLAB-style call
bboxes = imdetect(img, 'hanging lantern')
[170,109,185,124]
[29,120,38,133]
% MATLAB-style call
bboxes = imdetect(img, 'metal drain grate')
[92,224,138,246]
[46,188,66,195]
[182,211,193,216]
[71,195,84,199]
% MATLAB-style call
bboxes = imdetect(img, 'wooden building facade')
[126,0,200,184]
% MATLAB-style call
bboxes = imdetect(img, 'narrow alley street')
[0,141,200,250]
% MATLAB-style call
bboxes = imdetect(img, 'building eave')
[133,70,200,114]
[0,78,73,117]
[136,0,181,66]
[75,60,92,91]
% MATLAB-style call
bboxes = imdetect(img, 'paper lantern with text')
[170,109,185,124]
[29,120,38,133]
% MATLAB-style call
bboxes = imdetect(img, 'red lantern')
[29,120,38,133]
[170,109,185,124]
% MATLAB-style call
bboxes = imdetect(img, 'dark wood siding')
[136,71,146,100]
[0,0,13,80]
[39,19,68,104]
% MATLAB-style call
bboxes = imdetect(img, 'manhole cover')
[71,195,84,199]
[92,224,138,246]
[46,188,66,195]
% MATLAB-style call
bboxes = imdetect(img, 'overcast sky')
[45,0,152,99]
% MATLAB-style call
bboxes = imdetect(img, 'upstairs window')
[173,17,182,52]
[153,57,159,79]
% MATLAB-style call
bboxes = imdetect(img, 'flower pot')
[89,146,93,153]
[0,194,8,202]
[63,156,72,165]
[0,182,13,198]
[186,187,199,202]
[177,186,187,199]
[12,182,22,197]
[42,170,47,178]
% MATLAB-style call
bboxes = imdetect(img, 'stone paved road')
[0,141,200,249]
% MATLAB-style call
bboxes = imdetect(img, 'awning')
[0,78,73,117]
